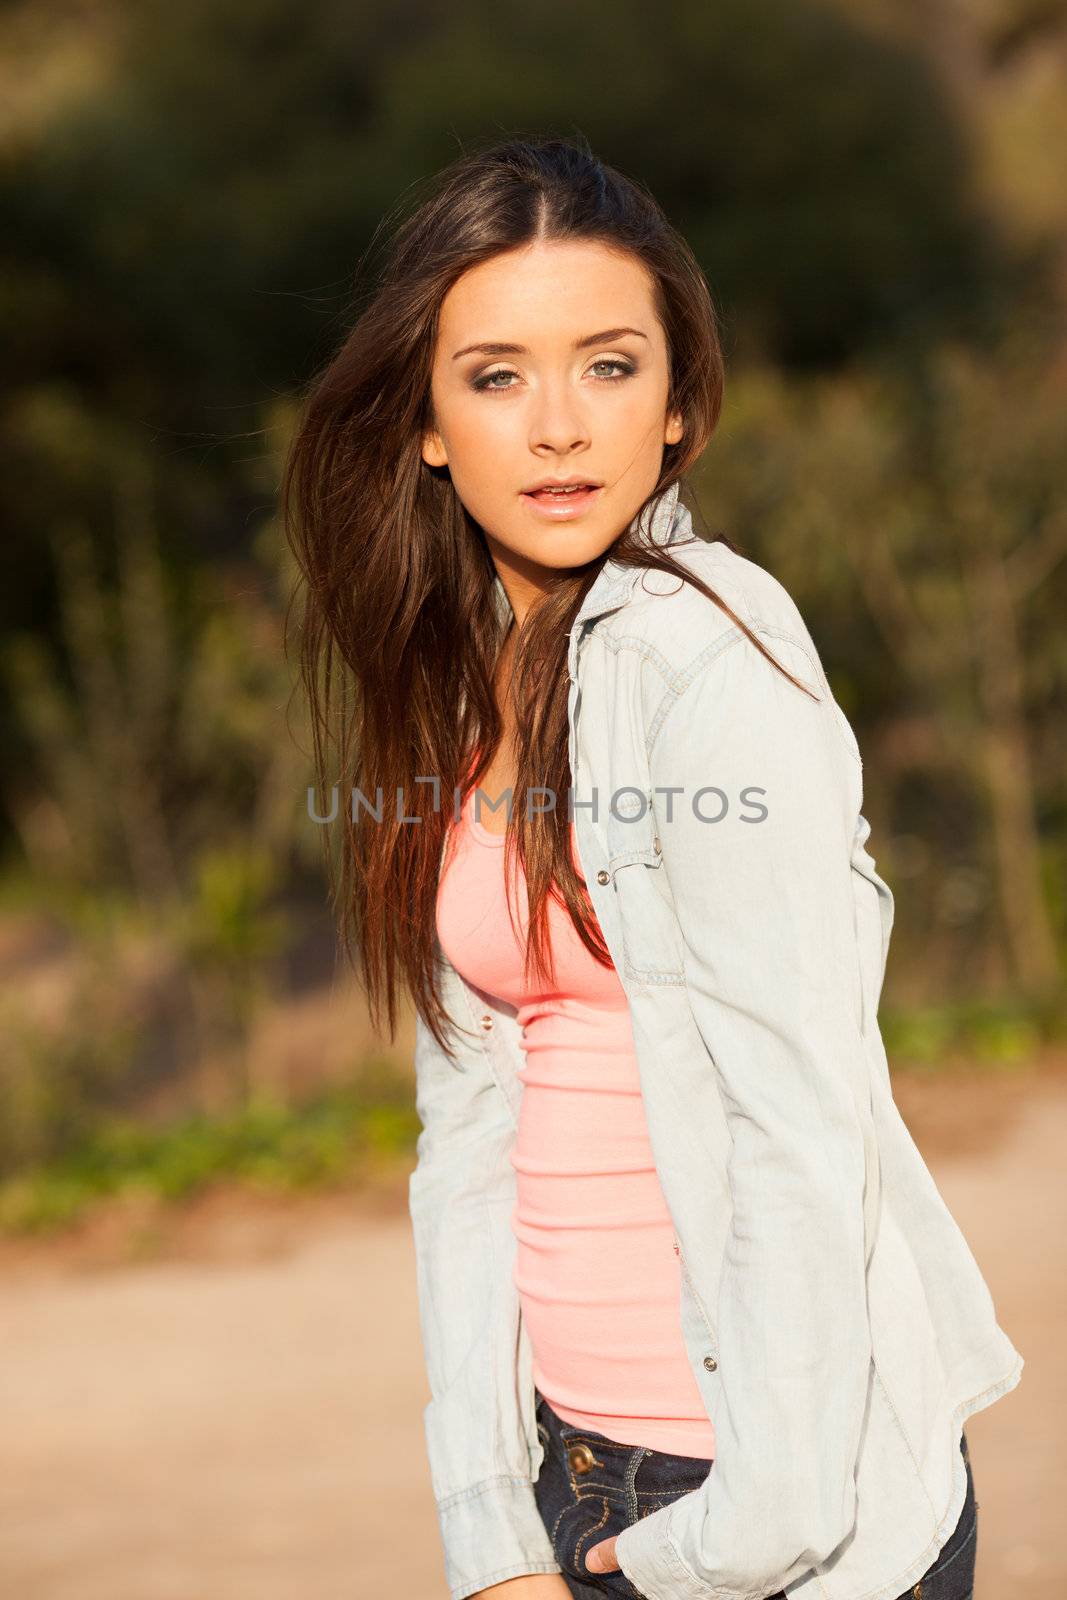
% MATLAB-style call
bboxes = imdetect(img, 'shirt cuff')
[436,1474,562,1600]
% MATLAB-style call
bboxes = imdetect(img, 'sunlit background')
[1,2,1064,1596]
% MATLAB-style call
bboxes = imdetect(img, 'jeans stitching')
[573,1481,629,1501]
[633,1483,708,1496]
[573,1494,612,1574]
[550,1497,574,1545]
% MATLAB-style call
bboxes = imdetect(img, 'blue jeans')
[533,1389,978,1600]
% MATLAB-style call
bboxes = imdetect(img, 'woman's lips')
[521,485,603,518]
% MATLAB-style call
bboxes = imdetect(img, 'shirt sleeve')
[409,979,563,1599]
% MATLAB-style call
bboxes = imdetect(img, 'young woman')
[283,137,1023,1600]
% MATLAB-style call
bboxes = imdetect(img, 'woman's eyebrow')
[451,326,649,360]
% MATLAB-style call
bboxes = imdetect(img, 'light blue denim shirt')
[407,481,1024,1600]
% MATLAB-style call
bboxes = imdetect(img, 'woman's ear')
[422,428,448,468]
[664,408,684,446]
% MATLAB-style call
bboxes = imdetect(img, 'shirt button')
[596,869,610,885]
[480,1014,493,1030]
[653,837,662,854]
[703,1354,718,1372]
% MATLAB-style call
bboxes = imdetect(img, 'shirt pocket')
[605,792,686,986]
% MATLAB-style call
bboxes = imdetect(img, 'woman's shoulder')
[614,536,826,687]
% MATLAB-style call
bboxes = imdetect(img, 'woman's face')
[422,238,684,622]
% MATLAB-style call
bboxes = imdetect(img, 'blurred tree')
[1,442,311,1096]
[701,315,1067,998]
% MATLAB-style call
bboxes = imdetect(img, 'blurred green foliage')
[882,990,1067,1071]
[0,1056,419,1235]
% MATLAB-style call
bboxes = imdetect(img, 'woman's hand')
[470,1575,573,1599]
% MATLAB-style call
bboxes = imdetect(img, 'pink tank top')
[435,783,716,1458]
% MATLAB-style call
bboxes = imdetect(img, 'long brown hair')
[282,133,815,1054]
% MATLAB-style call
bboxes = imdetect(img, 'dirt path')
[0,1068,1059,1599]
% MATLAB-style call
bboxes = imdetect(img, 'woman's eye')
[472,368,519,391]
[588,358,636,380]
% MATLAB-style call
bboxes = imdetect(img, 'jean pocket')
[633,1446,712,1502]
[555,1496,615,1583]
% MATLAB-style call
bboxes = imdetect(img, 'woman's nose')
[528,386,591,454]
